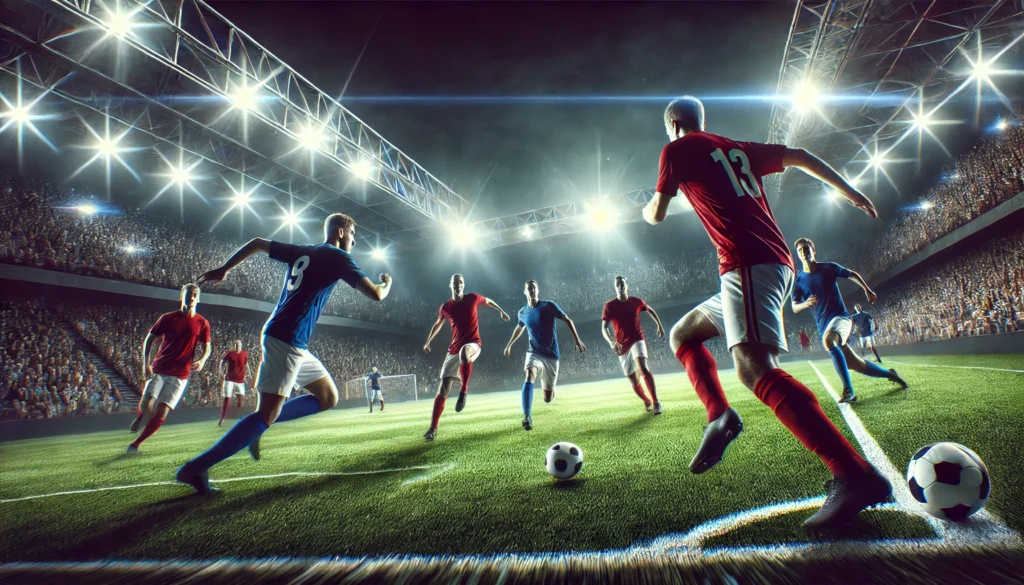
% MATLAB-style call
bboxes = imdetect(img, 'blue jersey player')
[367,367,384,413]
[851,304,883,364]
[176,213,392,494]
[503,280,585,431]
[791,238,905,403]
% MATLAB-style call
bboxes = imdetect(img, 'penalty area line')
[884,360,1024,374]
[0,465,436,504]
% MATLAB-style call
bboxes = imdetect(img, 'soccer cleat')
[455,391,468,412]
[175,463,218,495]
[125,445,139,455]
[839,387,858,403]
[218,419,224,427]
[645,402,653,412]
[248,438,261,461]
[689,407,743,474]
[424,427,436,441]
[889,369,908,390]
[653,402,663,416]
[544,390,554,403]
[129,417,143,433]
[803,469,893,530]
[522,416,533,431]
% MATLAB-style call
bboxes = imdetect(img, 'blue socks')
[860,360,891,379]
[829,346,854,390]
[275,394,323,423]
[190,413,268,470]
[522,381,534,417]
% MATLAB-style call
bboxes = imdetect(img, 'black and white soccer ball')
[546,442,583,480]
[906,442,990,521]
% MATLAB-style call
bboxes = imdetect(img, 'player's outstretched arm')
[199,238,272,286]
[782,148,877,218]
[423,316,444,353]
[643,192,672,225]
[792,295,818,314]
[355,274,392,302]
[484,298,511,322]
[559,314,586,353]
[645,306,666,337]
[504,325,525,357]
[601,320,623,354]
[846,270,878,304]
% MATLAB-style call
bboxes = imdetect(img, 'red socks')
[430,394,446,429]
[676,343,729,422]
[630,379,651,405]
[131,416,164,448]
[459,362,473,393]
[753,369,870,479]
[220,398,230,421]
[642,371,659,402]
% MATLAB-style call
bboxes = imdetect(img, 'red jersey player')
[127,284,211,453]
[218,340,249,426]
[422,273,510,441]
[644,96,886,530]
[601,276,666,414]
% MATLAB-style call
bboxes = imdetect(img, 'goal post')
[344,374,418,406]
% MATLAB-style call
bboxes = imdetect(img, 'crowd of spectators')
[1,301,123,420]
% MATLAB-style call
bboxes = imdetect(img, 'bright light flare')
[76,204,98,216]
[351,159,377,180]
[522,225,534,238]
[995,119,1009,131]
[450,222,477,248]
[868,152,887,170]
[920,201,934,210]
[105,11,134,38]
[231,84,258,112]
[584,199,617,230]
[791,81,822,113]
[121,244,140,253]
[297,123,327,150]
[170,165,193,186]
[371,248,387,261]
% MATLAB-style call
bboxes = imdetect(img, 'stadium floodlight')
[282,211,301,228]
[911,112,931,131]
[826,189,841,203]
[791,81,822,113]
[972,58,993,82]
[230,83,259,112]
[995,119,1008,131]
[8,106,30,124]
[371,248,387,261]
[233,191,251,206]
[920,201,935,210]
[105,11,134,39]
[351,159,376,181]
[76,204,98,216]
[122,244,138,253]
[297,123,326,151]
[522,225,534,238]
[170,165,193,186]
[869,152,887,170]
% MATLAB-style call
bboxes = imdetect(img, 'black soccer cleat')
[544,389,554,403]
[839,387,858,403]
[129,416,143,433]
[175,463,218,495]
[455,391,468,412]
[522,416,533,431]
[248,437,261,461]
[803,469,893,531]
[689,407,744,474]
[424,427,437,441]
[889,369,908,390]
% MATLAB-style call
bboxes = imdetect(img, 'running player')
[503,280,586,430]
[851,304,882,363]
[176,213,391,493]
[643,96,891,530]
[792,238,906,404]
[798,329,812,353]
[127,284,211,453]
[218,340,249,426]
[422,274,509,441]
[601,275,666,414]
[367,366,384,413]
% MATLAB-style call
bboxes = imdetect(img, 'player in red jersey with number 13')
[644,96,886,530]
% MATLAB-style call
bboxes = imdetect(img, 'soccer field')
[1,354,1022,564]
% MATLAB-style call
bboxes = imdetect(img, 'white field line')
[885,360,1024,374]
[0,465,436,504]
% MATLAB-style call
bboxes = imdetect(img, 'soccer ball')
[546,442,583,480]
[906,442,990,521]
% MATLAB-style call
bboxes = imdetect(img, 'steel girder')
[0,0,469,242]
[765,0,1022,194]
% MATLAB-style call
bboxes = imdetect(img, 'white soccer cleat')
[653,402,663,415]
[125,445,139,455]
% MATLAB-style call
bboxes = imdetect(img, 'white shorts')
[823,316,853,346]
[142,374,188,410]
[255,335,330,397]
[222,381,246,397]
[618,340,648,376]
[524,352,559,390]
[696,263,794,352]
[858,334,875,348]
[371,389,383,401]
[439,343,481,380]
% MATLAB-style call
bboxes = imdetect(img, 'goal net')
[343,374,419,406]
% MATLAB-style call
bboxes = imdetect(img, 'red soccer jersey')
[799,331,811,347]
[602,296,648,355]
[149,311,211,379]
[439,293,486,355]
[655,131,794,275]
[222,350,247,384]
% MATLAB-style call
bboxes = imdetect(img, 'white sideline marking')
[402,463,455,486]
[0,465,435,504]
[885,360,1024,374]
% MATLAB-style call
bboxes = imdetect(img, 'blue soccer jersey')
[851,311,874,336]
[518,300,565,360]
[794,262,852,337]
[368,372,383,389]
[263,241,367,349]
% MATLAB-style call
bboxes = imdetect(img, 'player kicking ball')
[644,96,892,530]
[601,275,666,414]
[852,304,883,363]
[422,274,509,441]
[176,213,392,494]
[503,280,585,430]
[367,366,384,413]
[792,238,906,403]
[127,284,211,453]
[218,340,250,426]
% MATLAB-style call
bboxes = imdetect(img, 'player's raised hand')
[866,289,878,304]
[380,273,392,285]
[500,311,511,322]
[198,265,230,287]
[846,192,878,218]
[504,346,512,358]
[422,342,431,354]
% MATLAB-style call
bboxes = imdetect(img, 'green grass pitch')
[1,354,1021,563]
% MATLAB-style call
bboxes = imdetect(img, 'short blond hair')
[324,213,356,240]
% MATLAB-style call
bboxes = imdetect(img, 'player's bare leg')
[636,357,661,414]
[626,372,652,411]
[840,344,907,391]
[235,395,244,409]
[522,366,538,430]
[824,331,856,403]
[379,397,384,411]
[670,309,740,473]
[455,344,478,412]
[130,396,154,433]
[127,402,171,453]
[426,378,456,440]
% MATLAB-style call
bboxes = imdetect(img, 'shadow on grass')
[549,478,586,490]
